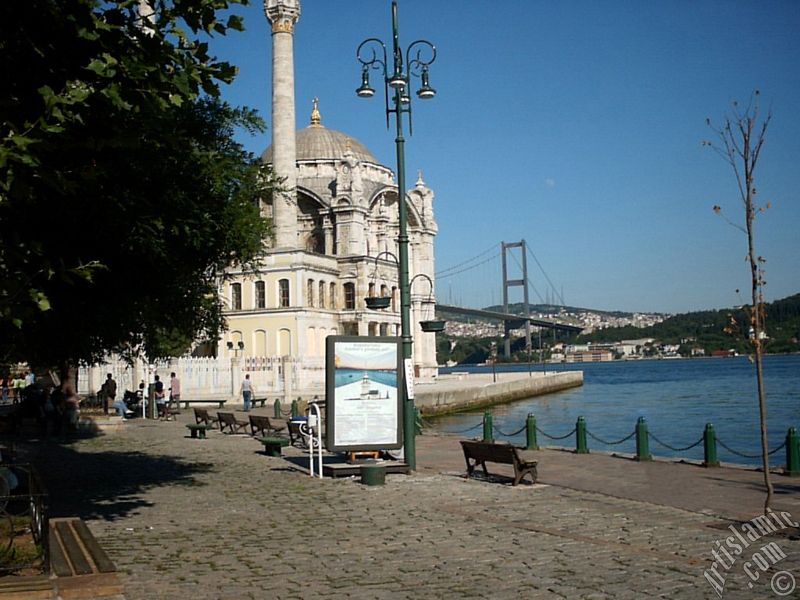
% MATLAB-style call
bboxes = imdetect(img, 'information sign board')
[325,336,403,452]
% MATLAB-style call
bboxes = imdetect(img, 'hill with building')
[436,294,800,364]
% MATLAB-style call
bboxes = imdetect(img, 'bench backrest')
[194,408,211,424]
[249,415,269,428]
[460,440,517,465]
[217,412,236,426]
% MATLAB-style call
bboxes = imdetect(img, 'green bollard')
[273,399,281,419]
[414,407,423,436]
[635,417,652,461]
[576,416,589,454]
[291,398,299,418]
[526,413,539,450]
[703,423,720,467]
[785,427,800,477]
[483,412,493,442]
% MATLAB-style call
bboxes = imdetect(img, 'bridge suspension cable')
[526,244,564,306]
[435,243,500,279]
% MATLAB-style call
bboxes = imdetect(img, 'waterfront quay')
[17,407,800,600]
[416,370,583,416]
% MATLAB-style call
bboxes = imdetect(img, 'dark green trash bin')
[361,462,386,486]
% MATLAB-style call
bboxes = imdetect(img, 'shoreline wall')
[415,371,583,416]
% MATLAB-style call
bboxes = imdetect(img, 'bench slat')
[72,519,116,574]
[0,575,53,595]
[48,522,73,577]
[54,520,94,575]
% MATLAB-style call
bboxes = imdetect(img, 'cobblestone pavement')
[22,414,800,600]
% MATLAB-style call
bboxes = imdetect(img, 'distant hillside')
[577,294,800,354]
[483,303,660,319]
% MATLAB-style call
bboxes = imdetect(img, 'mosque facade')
[218,0,439,397]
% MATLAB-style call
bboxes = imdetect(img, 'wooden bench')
[48,517,122,598]
[217,412,248,434]
[287,420,304,447]
[460,440,538,486]
[194,407,219,426]
[257,436,290,457]
[251,397,268,408]
[248,414,286,437]
[179,399,227,409]
[186,423,214,439]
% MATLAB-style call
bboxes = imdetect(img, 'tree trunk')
[745,139,773,513]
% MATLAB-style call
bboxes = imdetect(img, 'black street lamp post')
[356,1,436,470]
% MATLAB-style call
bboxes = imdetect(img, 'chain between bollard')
[717,438,786,459]
[769,441,787,456]
[647,432,704,452]
[536,426,577,441]
[492,424,527,438]
[586,429,636,446]
[449,422,484,435]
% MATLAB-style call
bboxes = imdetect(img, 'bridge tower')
[501,240,531,358]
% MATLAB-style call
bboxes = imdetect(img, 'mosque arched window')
[255,281,266,309]
[307,279,315,307]
[279,279,290,308]
[231,283,242,310]
[344,283,355,310]
[319,281,326,308]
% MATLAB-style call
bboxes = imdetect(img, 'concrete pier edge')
[415,370,583,416]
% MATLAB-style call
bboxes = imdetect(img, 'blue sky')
[208,1,800,314]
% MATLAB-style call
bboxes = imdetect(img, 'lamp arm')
[374,250,400,267]
[356,38,388,73]
[405,40,436,78]
[409,273,434,296]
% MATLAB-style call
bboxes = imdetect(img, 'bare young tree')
[704,91,773,512]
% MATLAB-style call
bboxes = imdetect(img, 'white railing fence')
[78,355,325,401]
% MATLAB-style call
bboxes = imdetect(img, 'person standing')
[154,375,165,418]
[12,374,25,404]
[103,373,117,415]
[240,374,254,412]
[169,372,181,406]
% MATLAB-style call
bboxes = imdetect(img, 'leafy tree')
[704,91,774,512]
[0,0,272,372]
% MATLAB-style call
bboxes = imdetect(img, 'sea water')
[434,354,800,466]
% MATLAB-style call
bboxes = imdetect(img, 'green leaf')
[226,15,244,32]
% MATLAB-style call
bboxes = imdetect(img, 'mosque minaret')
[264,0,300,248]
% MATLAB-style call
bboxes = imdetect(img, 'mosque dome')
[261,98,379,165]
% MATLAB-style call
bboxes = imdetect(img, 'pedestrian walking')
[169,372,181,405]
[240,374,254,412]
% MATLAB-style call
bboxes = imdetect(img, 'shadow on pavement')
[22,441,213,521]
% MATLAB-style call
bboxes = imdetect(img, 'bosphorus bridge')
[434,240,583,358]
